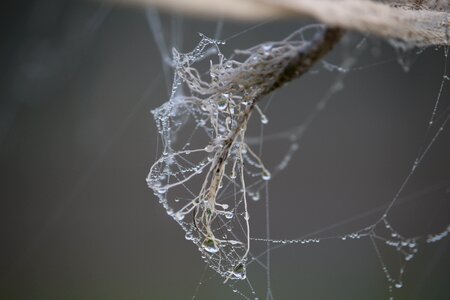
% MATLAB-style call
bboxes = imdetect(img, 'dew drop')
[230,263,246,280]
[157,187,168,194]
[202,238,219,253]
[217,100,228,111]
[251,192,260,201]
[260,114,268,124]
[262,170,271,180]
[175,212,185,221]
[185,232,193,241]
[204,145,214,152]
[224,211,234,219]
[262,44,272,55]
[217,94,230,111]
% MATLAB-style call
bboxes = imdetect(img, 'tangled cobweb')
[146,28,321,281]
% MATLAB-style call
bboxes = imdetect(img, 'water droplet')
[204,145,214,152]
[202,238,219,253]
[224,211,234,219]
[157,187,168,194]
[251,192,260,201]
[217,100,228,111]
[261,114,268,124]
[175,212,185,221]
[230,263,246,280]
[217,94,230,111]
[185,232,193,240]
[262,44,272,55]
[262,170,271,180]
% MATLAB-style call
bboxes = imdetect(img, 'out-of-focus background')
[1,0,449,299]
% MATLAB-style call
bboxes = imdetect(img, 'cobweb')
[146,11,450,300]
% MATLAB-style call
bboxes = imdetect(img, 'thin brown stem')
[263,27,344,95]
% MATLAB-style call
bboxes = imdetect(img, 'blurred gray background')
[1,0,449,299]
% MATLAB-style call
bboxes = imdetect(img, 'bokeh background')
[1,0,450,299]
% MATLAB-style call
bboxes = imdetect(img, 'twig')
[104,0,449,46]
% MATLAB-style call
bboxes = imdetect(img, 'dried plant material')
[105,0,289,20]
[260,0,449,47]
[146,26,341,281]
[103,0,449,46]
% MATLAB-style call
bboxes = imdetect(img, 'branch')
[102,0,450,46]
[263,27,344,95]
[213,26,343,210]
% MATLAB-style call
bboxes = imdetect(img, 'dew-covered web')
[146,11,450,300]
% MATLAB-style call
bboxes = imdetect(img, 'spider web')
[146,12,450,300]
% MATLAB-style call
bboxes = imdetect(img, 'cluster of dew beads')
[366,219,420,295]
[147,29,319,281]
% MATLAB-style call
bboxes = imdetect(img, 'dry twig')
[103,0,449,46]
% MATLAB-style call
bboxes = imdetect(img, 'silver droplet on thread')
[261,114,268,124]
[262,170,271,180]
